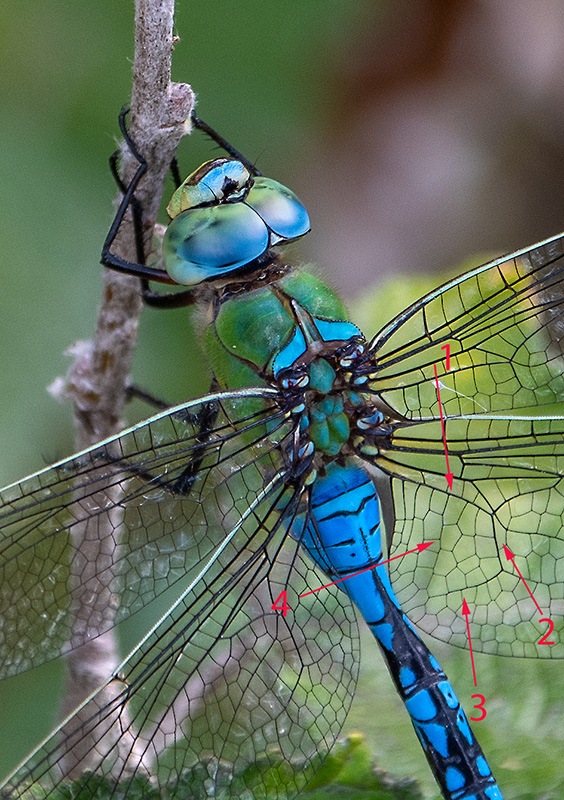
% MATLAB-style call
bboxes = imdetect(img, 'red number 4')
[272,591,290,617]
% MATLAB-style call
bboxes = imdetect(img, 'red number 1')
[441,343,451,371]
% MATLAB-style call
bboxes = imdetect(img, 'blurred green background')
[1,1,563,798]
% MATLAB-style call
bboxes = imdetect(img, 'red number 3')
[470,693,487,722]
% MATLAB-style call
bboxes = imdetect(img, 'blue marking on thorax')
[271,328,307,375]
[272,317,361,377]
[313,318,362,343]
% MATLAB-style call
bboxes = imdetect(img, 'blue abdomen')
[295,461,502,800]
[297,461,401,627]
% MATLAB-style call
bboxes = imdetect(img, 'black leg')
[93,389,223,496]
[126,378,218,421]
[101,109,201,309]
[101,109,262,309]
[139,282,200,309]
[191,114,263,177]
[123,377,223,495]
[101,108,175,284]
[170,155,183,189]
[108,146,146,267]
[167,395,221,494]
[125,384,171,411]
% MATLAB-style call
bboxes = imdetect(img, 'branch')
[65,0,193,447]
[55,0,194,778]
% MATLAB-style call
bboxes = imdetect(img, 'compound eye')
[163,203,269,285]
[245,178,310,242]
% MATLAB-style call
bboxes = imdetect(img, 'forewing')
[368,233,564,419]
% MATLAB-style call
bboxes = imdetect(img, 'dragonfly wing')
[1,387,358,797]
[361,233,564,657]
[0,388,292,676]
[371,415,564,658]
[368,232,564,419]
[3,466,358,799]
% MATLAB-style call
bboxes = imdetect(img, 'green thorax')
[202,267,365,458]
[203,269,348,386]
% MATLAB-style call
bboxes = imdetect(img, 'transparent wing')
[0,388,285,677]
[363,233,564,657]
[0,388,359,798]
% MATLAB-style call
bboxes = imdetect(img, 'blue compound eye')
[245,178,310,243]
[163,203,270,285]
[162,160,310,286]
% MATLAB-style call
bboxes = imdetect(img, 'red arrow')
[503,545,544,615]
[433,363,454,489]
[299,541,434,599]
[461,598,478,687]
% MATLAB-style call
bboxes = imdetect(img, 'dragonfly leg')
[169,154,183,190]
[191,115,263,177]
[166,408,220,492]
[101,107,170,284]
[101,108,200,309]
[126,377,218,418]
[125,383,172,411]
[89,391,221,495]
[124,374,222,493]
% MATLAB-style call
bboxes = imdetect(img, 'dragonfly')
[0,108,563,800]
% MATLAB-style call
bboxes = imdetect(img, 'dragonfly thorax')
[205,268,392,465]
[278,343,388,464]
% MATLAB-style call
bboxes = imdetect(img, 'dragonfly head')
[162,158,310,286]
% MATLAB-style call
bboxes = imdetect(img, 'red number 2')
[538,617,555,646]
